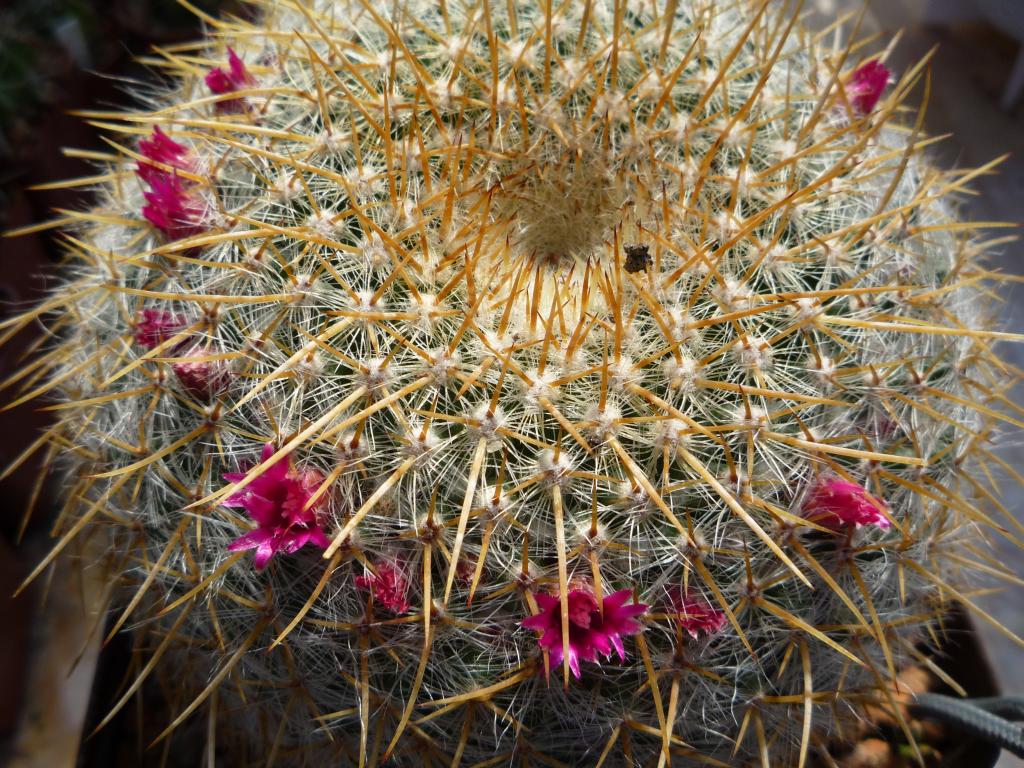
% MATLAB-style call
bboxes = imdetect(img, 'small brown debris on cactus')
[623,243,652,274]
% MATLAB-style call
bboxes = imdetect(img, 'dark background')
[0,1,238,763]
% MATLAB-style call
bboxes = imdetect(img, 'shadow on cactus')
[4,0,1024,765]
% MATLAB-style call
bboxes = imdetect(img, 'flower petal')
[589,629,613,659]
[228,528,270,553]
[252,538,277,570]
[566,647,581,679]
[306,527,332,550]
[521,613,550,631]
[609,633,626,662]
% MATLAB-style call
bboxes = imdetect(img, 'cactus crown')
[6,0,1023,765]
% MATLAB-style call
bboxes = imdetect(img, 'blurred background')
[0,2,240,765]
[806,4,1024,766]
[0,0,1021,765]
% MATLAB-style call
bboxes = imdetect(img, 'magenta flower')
[803,477,890,531]
[134,309,187,349]
[845,60,891,115]
[171,343,232,400]
[669,589,727,639]
[522,587,647,679]
[136,126,193,186]
[224,443,331,570]
[141,175,207,240]
[355,560,411,614]
[135,127,207,240]
[205,48,255,112]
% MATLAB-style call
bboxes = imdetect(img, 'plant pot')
[828,606,1005,768]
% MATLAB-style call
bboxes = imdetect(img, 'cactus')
[6,0,1023,765]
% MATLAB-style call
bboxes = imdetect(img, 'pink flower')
[522,587,647,679]
[134,309,187,349]
[205,48,255,112]
[136,126,193,186]
[171,344,232,400]
[134,127,207,240]
[141,175,207,240]
[803,477,890,531]
[355,561,411,614]
[845,60,891,115]
[668,589,727,639]
[224,443,331,570]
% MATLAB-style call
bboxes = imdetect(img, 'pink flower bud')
[803,477,890,531]
[135,127,207,240]
[668,589,727,639]
[845,60,891,115]
[205,47,255,113]
[134,309,187,349]
[355,561,411,614]
[141,176,207,240]
[136,126,193,186]
[171,344,232,400]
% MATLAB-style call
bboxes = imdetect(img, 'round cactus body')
[8,1,1023,765]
